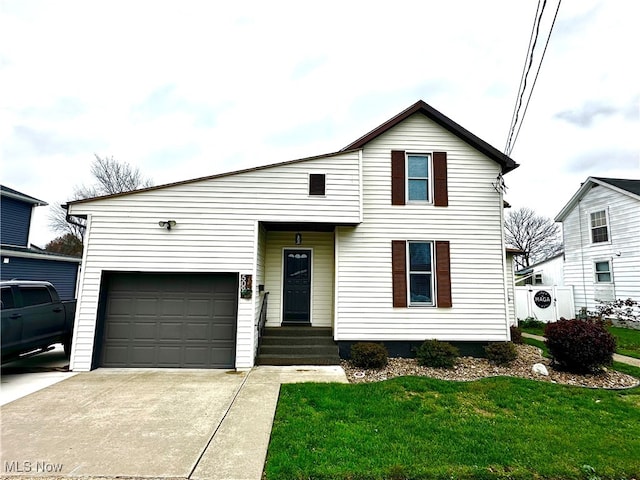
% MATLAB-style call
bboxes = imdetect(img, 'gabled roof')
[341,100,519,174]
[0,185,47,206]
[555,176,640,222]
[68,99,518,207]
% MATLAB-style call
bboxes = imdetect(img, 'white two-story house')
[66,100,519,371]
[555,177,640,314]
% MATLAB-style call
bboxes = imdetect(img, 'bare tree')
[48,155,153,242]
[504,207,563,270]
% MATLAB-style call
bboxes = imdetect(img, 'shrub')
[485,342,518,365]
[544,319,616,372]
[510,325,523,344]
[416,339,459,369]
[519,317,545,329]
[350,342,388,369]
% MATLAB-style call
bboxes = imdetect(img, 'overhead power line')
[504,0,562,157]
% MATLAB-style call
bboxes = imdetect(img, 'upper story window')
[407,154,431,202]
[309,174,326,196]
[590,210,609,243]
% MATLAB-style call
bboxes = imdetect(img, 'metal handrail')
[257,292,269,349]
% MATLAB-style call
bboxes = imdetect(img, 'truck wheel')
[63,338,72,358]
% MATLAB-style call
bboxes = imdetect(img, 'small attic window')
[309,174,326,196]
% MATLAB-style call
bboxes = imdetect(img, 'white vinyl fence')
[515,286,575,323]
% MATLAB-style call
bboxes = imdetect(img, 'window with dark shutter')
[392,240,407,307]
[435,240,452,307]
[391,151,405,205]
[433,152,448,207]
[392,240,452,308]
[309,174,326,196]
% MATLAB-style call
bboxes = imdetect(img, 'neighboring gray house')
[1,185,81,300]
[555,177,640,313]
[67,100,519,371]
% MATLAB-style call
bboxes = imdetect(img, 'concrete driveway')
[1,345,77,406]
[0,365,347,479]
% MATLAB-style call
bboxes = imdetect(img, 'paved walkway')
[522,332,640,367]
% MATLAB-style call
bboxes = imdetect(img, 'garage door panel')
[100,273,238,368]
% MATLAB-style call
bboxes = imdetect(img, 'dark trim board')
[338,340,492,359]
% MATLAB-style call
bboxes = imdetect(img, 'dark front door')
[283,249,311,324]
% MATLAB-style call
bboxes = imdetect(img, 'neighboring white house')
[515,253,564,286]
[555,177,640,314]
[66,100,519,371]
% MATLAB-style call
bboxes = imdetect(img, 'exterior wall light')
[295,233,302,245]
[159,220,177,230]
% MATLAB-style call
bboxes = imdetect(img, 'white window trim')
[405,152,433,204]
[588,208,611,245]
[593,259,613,284]
[407,240,435,307]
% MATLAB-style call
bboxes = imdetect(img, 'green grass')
[520,324,640,360]
[610,326,640,359]
[264,376,640,480]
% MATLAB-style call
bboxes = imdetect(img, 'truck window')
[20,286,52,307]
[1,287,15,309]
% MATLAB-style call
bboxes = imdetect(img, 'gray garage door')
[100,272,238,368]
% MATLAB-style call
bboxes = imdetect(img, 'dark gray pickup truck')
[1,280,76,363]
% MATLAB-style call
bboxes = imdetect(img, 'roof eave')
[341,100,519,174]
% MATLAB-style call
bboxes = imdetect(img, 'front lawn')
[520,323,640,359]
[264,376,640,480]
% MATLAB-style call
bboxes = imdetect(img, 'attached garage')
[97,272,238,368]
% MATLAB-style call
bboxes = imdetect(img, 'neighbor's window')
[407,154,431,202]
[309,174,326,196]
[408,241,434,305]
[594,261,612,283]
[533,273,543,285]
[590,210,609,243]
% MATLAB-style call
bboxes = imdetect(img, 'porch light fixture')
[295,233,302,245]
[159,220,177,230]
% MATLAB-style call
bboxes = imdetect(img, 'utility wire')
[504,0,562,156]
[504,0,543,154]
[510,0,563,151]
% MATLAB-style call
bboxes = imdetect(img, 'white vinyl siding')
[562,184,640,310]
[263,231,334,328]
[68,152,359,371]
[336,113,509,342]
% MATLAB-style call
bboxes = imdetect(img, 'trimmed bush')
[544,319,616,372]
[350,342,388,369]
[519,318,545,329]
[416,339,459,369]
[485,342,518,365]
[510,325,523,344]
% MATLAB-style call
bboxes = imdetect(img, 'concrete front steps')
[256,326,341,365]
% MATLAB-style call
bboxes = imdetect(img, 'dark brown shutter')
[433,152,448,207]
[391,150,405,205]
[309,174,326,195]
[435,240,452,307]
[392,240,407,307]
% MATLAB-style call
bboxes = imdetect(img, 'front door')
[283,249,311,324]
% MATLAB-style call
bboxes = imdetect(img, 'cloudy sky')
[1,0,638,247]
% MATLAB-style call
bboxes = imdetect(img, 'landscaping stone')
[532,363,549,376]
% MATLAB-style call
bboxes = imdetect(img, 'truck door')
[18,285,65,351]
[1,286,22,355]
